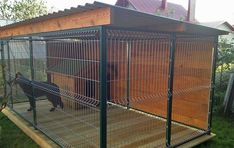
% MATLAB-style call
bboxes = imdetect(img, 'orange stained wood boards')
[0,7,111,38]
[51,74,76,109]
[47,40,100,108]
[108,37,214,129]
[46,34,214,129]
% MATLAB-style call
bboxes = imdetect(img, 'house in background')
[116,0,197,22]
[201,21,234,42]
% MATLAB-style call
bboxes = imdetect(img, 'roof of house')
[116,0,187,20]
[200,21,234,32]
[0,1,228,36]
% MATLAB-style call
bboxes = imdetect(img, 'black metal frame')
[29,37,37,127]
[208,35,219,133]
[166,33,176,147]
[0,41,7,97]
[6,40,13,108]
[99,26,107,148]
[126,40,131,108]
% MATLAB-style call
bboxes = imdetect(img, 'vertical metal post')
[166,34,176,148]
[29,37,37,127]
[1,41,7,97]
[45,41,51,82]
[126,42,131,108]
[6,40,13,108]
[208,36,219,133]
[99,26,107,148]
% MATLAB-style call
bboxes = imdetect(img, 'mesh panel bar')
[0,41,6,97]
[2,42,11,107]
[100,26,107,148]
[208,36,218,132]
[166,34,176,147]
[29,37,37,126]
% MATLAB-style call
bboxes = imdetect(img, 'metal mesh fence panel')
[6,29,101,148]
[106,29,170,147]
[6,39,34,123]
[170,35,215,146]
[1,27,216,147]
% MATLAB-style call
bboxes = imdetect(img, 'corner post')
[45,41,51,83]
[126,41,131,108]
[6,40,13,108]
[1,41,7,97]
[166,33,176,147]
[99,26,107,148]
[29,37,37,127]
[208,36,219,133]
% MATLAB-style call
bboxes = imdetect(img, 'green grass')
[0,112,38,148]
[196,113,234,148]
[0,66,37,148]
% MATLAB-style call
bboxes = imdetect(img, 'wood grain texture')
[178,133,215,148]
[47,39,213,129]
[0,7,111,38]
[12,100,207,147]
[108,40,214,129]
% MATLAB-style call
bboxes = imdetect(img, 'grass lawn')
[0,112,38,148]
[195,113,234,148]
[0,111,233,147]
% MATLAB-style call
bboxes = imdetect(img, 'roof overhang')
[109,4,228,35]
[200,21,234,33]
[0,1,228,38]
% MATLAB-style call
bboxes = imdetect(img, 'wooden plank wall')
[47,40,100,108]
[172,39,214,129]
[46,34,214,129]
[108,38,214,129]
[51,74,76,109]
[0,7,111,38]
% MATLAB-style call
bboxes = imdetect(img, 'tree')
[218,38,234,69]
[217,38,234,88]
[12,0,48,20]
[0,0,12,19]
[0,0,48,21]
[214,37,234,112]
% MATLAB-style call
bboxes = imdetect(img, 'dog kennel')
[0,2,227,148]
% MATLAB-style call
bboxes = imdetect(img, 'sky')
[45,0,234,24]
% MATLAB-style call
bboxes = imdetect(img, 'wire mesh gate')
[0,26,218,148]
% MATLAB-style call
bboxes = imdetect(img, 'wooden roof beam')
[0,7,111,38]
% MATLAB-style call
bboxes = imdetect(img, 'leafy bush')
[215,37,234,113]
